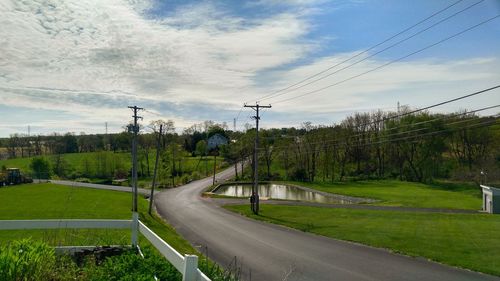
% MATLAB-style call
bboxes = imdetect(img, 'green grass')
[287,180,482,210]
[0,152,228,188]
[0,183,195,254]
[0,183,240,280]
[226,204,500,276]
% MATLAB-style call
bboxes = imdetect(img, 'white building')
[481,185,500,214]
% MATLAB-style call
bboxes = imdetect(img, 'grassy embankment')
[288,180,482,210]
[225,180,500,276]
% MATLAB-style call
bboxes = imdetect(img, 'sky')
[0,0,499,137]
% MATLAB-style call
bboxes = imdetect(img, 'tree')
[30,157,51,179]
[220,143,239,179]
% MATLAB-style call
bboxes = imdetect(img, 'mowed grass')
[0,152,226,186]
[226,204,500,276]
[0,183,196,255]
[290,180,482,210]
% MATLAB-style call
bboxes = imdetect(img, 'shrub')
[289,168,308,182]
[0,239,56,281]
[30,157,51,179]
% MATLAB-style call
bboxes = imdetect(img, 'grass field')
[226,204,500,276]
[288,180,483,210]
[0,183,195,254]
[0,151,227,187]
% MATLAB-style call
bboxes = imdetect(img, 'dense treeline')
[0,132,132,158]
[225,108,500,184]
[2,108,498,185]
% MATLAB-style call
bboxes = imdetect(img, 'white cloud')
[0,0,498,136]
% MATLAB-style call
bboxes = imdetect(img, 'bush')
[30,157,51,179]
[289,168,308,182]
[180,174,191,184]
[84,247,181,281]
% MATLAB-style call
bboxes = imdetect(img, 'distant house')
[207,134,228,150]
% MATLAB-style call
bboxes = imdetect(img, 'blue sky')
[0,0,499,136]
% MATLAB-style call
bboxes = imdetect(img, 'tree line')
[3,108,498,185]
[223,108,500,184]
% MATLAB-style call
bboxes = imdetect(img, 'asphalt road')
[50,180,153,196]
[154,167,499,281]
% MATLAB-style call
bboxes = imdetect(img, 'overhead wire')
[260,104,499,142]
[271,14,500,104]
[256,0,484,102]
[249,0,468,103]
[258,114,499,153]
[252,85,500,148]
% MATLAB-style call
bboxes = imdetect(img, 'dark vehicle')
[0,168,33,186]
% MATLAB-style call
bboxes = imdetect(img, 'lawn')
[226,204,500,276]
[0,183,238,280]
[0,152,227,188]
[0,183,195,254]
[288,180,483,210]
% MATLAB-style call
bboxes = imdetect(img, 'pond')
[214,183,350,204]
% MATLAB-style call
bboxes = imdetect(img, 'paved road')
[213,198,478,214]
[154,167,499,281]
[50,180,154,196]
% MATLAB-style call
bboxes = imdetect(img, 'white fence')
[0,217,210,281]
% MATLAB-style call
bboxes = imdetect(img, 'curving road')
[154,167,499,281]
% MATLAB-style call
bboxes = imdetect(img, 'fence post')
[182,255,199,281]
[131,212,139,248]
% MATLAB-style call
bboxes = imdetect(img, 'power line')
[261,115,498,152]
[274,85,500,139]
[261,104,500,143]
[257,0,486,102]
[143,109,163,117]
[272,14,500,104]
[250,0,467,103]
[334,116,498,149]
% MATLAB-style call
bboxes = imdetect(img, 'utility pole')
[244,103,271,215]
[128,105,143,248]
[149,124,163,214]
[212,150,217,186]
[105,122,108,151]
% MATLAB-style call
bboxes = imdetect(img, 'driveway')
[154,167,499,281]
[50,180,154,196]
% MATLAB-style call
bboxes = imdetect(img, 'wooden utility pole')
[244,103,271,215]
[128,105,143,247]
[212,152,217,185]
[149,124,163,214]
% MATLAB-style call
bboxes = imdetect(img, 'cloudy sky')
[0,0,499,136]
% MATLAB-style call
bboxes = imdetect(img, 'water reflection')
[215,184,348,204]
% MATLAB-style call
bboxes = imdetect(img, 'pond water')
[214,183,350,204]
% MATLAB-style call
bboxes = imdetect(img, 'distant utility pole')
[149,124,163,214]
[105,122,108,150]
[128,105,143,247]
[212,151,217,186]
[244,103,271,215]
[233,118,236,132]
